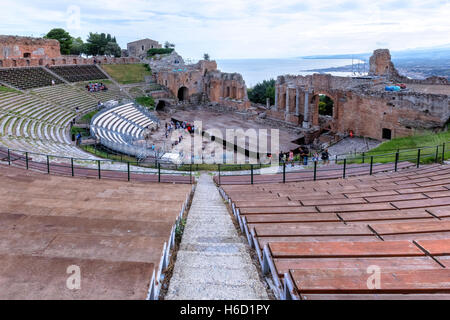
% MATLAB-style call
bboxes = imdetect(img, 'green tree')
[105,41,121,57]
[164,41,175,49]
[45,28,72,55]
[203,53,210,61]
[247,79,275,105]
[318,95,333,116]
[86,32,120,56]
[70,37,85,55]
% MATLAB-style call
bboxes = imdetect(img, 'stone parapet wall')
[0,55,139,68]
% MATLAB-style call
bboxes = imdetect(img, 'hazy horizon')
[1,0,449,60]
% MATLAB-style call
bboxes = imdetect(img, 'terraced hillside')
[0,82,128,159]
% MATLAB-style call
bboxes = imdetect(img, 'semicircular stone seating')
[221,163,450,300]
[90,103,154,147]
[0,82,127,160]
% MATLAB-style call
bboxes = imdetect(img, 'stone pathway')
[166,173,268,300]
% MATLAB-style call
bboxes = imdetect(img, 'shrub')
[136,96,155,109]
[147,48,174,57]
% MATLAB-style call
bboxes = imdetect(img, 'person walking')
[301,146,309,166]
[321,148,330,165]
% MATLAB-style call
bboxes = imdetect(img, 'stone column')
[295,87,300,116]
[274,86,278,111]
[285,87,290,114]
[302,91,310,129]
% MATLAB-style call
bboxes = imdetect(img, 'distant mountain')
[301,44,450,61]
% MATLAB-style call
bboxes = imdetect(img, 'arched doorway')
[177,86,189,101]
[318,94,334,117]
[156,100,166,110]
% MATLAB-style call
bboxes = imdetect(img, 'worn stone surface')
[166,174,268,300]
[271,49,450,141]
[0,35,139,68]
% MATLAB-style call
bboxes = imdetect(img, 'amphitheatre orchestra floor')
[166,109,303,153]
[0,164,191,299]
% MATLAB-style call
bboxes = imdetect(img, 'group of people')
[85,82,108,92]
[279,146,330,166]
[164,120,195,139]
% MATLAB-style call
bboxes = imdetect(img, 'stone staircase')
[166,174,268,300]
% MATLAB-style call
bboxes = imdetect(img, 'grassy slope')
[347,128,450,164]
[101,64,151,84]
[0,86,21,94]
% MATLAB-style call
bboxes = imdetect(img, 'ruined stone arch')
[177,86,189,101]
[156,100,166,110]
[312,91,336,118]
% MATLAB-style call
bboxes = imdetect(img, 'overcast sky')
[1,0,449,59]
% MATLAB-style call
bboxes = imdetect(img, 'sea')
[215,58,361,88]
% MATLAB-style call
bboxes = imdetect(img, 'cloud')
[1,0,449,59]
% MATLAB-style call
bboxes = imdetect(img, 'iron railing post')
[362,152,365,164]
[395,152,399,172]
[343,158,346,179]
[98,160,101,179]
[442,143,446,164]
[250,164,254,185]
[71,158,74,176]
[314,161,317,181]
[370,156,373,175]
[435,145,439,163]
[47,155,50,174]
[7,149,10,165]
[283,162,286,183]
[25,152,29,170]
[190,164,192,184]
[417,149,421,168]
[127,162,130,181]
[158,163,161,183]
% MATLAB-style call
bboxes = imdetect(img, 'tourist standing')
[321,148,330,165]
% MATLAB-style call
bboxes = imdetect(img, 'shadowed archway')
[177,86,189,101]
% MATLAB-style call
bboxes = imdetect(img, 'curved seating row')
[220,163,450,300]
[0,164,193,299]
[91,103,154,146]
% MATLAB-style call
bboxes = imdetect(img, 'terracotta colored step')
[416,239,450,256]
[365,193,428,203]
[274,256,439,276]
[338,209,431,222]
[345,190,398,198]
[244,213,340,223]
[383,231,450,242]
[300,293,450,300]
[301,198,367,206]
[240,206,317,215]
[285,194,347,201]
[395,177,432,185]
[253,223,373,237]
[427,206,450,218]
[234,200,298,208]
[373,183,421,192]
[397,186,448,194]
[290,268,450,294]
[317,203,395,213]
[424,190,450,199]
[390,197,450,209]
[257,236,379,249]
[269,240,424,258]
[370,220,450,235]
[0,253,153,300]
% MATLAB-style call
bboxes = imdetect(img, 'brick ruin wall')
[155,60,250,109]
[268,49,450,141]
[0,35,139,68]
